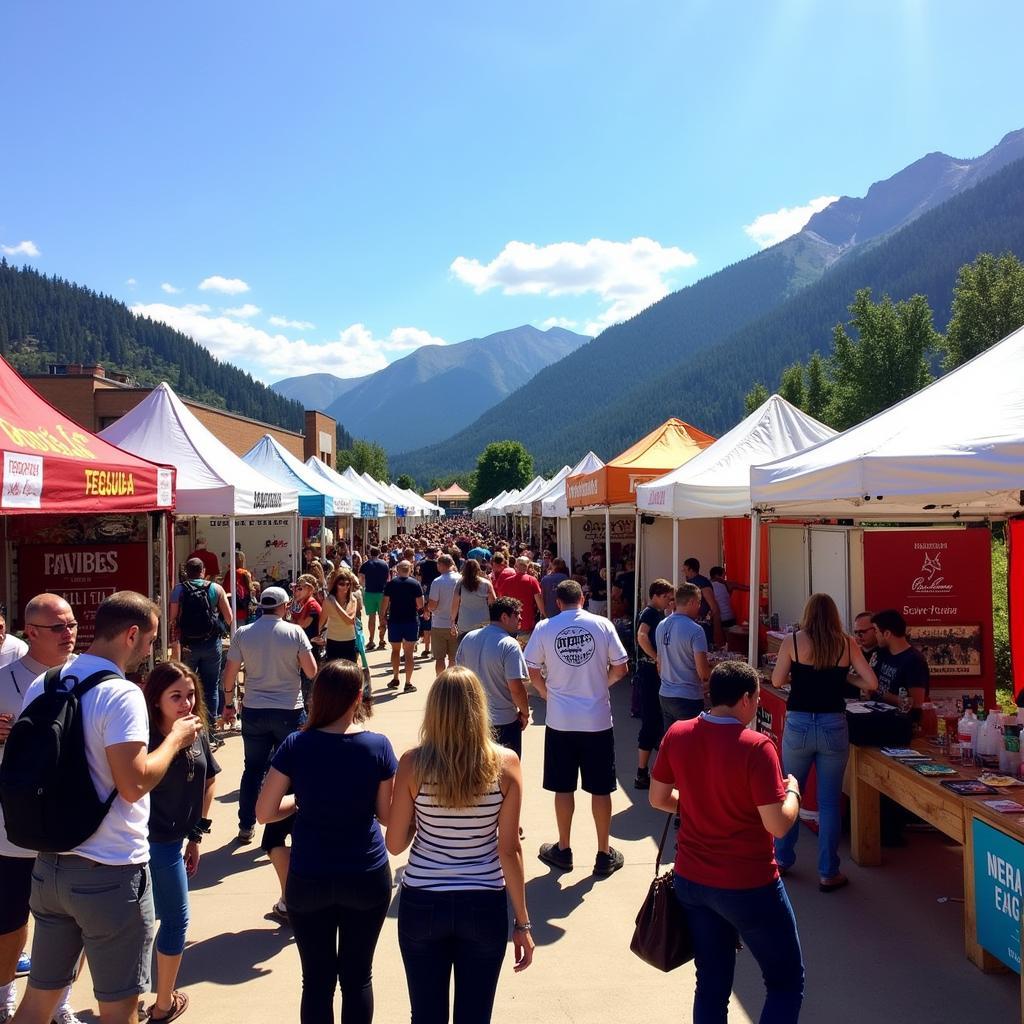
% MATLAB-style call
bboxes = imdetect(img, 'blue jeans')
[775,711,849,879]
[149,840,189,956]
[660,694,705,732]
[673,874,804,1024]
[398,885,508,1024]
[183,636,223,720]
[239,706,306,830]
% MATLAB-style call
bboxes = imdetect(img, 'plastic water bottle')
[958,710,978,767]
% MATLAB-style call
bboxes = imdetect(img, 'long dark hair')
[304,659,369,728]
[461,557,481,593]
[142,660,208,731]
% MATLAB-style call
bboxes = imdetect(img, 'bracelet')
[786,789,802,803]
[513,921,532,932]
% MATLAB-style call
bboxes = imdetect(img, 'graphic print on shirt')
[555,625,595,666]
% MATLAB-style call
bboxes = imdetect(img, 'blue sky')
[3,1,1024,383]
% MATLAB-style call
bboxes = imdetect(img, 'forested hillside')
[0,261,309,431]
[396,154,1024,476]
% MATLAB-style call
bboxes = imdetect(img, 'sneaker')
[237,827,255,843]
[365,641,377,652]
[594,847,625,877]
[387,678,400,690]
[52,1008,84,1024]
[633,768,650,790]
[538,842,573,870]
[16,951,30,976]
[379,641,388,651]
[403,682,417,694]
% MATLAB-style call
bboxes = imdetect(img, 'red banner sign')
[18,542,149,646]
[863,529,995,703]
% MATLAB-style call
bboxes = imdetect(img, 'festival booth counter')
[750,325,1024,991]
[303,458,382,554]
[0,358,176,645]
[99,383,298,651]
[567,419,716,600]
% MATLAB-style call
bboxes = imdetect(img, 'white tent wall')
[556,516,572,566]
[204,515,296,583]
[638,516,722,588]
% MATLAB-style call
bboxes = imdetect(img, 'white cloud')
[540,316,579,330]
[161,282,182,294]
[198,275,250,295]
[743,195,839,249]
[451,236,696,336]
[268,315,317,331]
[129,302,447,382]
[223,303,261,319]
[125,278,137,286]
[1,240,40,258]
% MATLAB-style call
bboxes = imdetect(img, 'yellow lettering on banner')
[0,418,98,461]
[84,469,136,496]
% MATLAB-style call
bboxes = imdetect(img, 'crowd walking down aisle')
[0,520,1018,1024]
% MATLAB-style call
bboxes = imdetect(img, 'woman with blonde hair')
[319,568,359,663]
[386,666,533,1022]
[772,592,877,892]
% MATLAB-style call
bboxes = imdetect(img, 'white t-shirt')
[524,607,628,732]
[0,653,77,857]
[0,633,28,671]
[21,653,150,865]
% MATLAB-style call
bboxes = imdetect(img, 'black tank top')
[786,632,851,715]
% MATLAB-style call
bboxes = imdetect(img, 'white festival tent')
[747,324,1024,662]
[350,470,398,538]
[529,466,572,515]
[493,487,524,517]
[515,474,553,516]
[99,382,299,649]
[303,457,381,516]
[475,490,508,518]
[542,452,604,518]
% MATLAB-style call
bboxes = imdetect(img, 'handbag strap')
[653,810,675,877]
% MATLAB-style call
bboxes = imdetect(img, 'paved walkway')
[58,645,1018,1022]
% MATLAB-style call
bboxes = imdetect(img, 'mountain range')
[393,128,1024,480]
[272,324,589,452]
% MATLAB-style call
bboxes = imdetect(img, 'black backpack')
[0,666,120,852]
[178,579,219,641]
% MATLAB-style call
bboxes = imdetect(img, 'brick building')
[26,364,336,464]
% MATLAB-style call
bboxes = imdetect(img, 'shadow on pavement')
[525,868,600,945]
[176,926,295,986]
[188,841,267,891]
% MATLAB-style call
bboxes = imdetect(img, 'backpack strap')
[66,670,122,698]
[41,665,64,693]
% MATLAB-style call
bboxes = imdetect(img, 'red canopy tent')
[0,358,175,514]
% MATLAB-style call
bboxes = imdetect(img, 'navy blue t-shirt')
[270,729,398,877]
[384,575,423,623]
[361,558,390,594]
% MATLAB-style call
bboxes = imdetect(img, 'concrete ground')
[39,644,1019,1022]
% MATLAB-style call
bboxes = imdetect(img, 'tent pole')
[747,510,761,668]
[634,512,641,631]
[228,516,237,637]
[672,515,679,585]
[604,507,612,615]
[159,513,169,660]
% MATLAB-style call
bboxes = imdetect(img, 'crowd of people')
[0,514,942,1024]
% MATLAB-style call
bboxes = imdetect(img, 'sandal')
[147,991,189,1023]
[268,899,290,924]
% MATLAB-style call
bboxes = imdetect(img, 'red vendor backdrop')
[18,542,149,647]
[863,528,995,706]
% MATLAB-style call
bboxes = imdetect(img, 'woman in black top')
[633,579,675,790]
[143,661,221,1022]
[771,594,877,892]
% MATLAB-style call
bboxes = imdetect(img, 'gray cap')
[259,586,289,608]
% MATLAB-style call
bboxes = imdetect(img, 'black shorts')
[0,854,34,934]
[543,726,616,795]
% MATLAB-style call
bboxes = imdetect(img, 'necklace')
[184,741,196,782]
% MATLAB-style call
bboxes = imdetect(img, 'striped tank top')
[402,782,505,891]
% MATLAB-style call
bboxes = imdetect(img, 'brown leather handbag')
[629,811,694,972]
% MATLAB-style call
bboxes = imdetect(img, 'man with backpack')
[169,557,233,729]
[0,595,82,1024]
[3,592,200,1024]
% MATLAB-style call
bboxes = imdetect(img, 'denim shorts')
[29,853,154,1002]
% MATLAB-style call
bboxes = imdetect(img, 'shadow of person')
[187,841,267,891]
[524,870,599,945]
[175,926,295,986]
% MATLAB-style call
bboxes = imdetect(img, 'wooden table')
[848,742,1024,1017]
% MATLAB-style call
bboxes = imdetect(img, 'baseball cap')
[259,586,289,608]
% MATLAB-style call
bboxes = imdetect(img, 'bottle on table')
[958,709,978,768]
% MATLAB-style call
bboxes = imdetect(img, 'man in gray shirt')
[222,587,317,842]
[456,597,530,758]
[426,553,461,676]
[655,581,711,730]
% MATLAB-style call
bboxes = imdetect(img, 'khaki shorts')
[431,627,459,661]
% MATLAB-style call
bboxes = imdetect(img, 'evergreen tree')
[778,363,805,409]
[744,382,770,414]
[337,439,389,480]
[804,351,830,421]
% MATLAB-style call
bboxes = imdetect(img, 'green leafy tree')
[743,382,770,414]
[803,351,831,421]
[337,439,389,480]
[470,441,533,507]
[944,252,1024,369]
[824,289,937,429]
[394,473,416,491]
[778,363,805,409]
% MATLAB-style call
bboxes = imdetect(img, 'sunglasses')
[853,628,873,636]
[27,621,79,634]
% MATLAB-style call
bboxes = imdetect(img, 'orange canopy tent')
[566,418,716,509]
